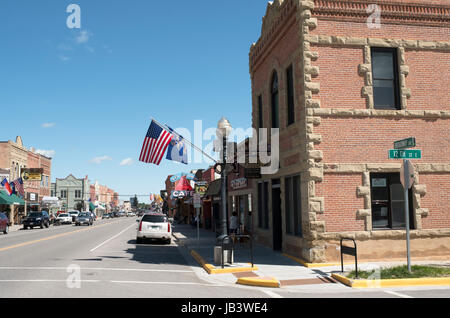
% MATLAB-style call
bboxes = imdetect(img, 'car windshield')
[142,215,167,223]
[58,214,68,217]
[79,213,89,217]
[29,213,42,218]
[69,212,78,215]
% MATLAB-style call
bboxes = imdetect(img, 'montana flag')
[13,178,25,198]
[165,126,188,165]
[1,178,13,196]
[139,120,173,165]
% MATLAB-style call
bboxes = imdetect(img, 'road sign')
[389,149,421,159]
[400,160,415,189]
[394,137,416,149]
[193,193,202,209]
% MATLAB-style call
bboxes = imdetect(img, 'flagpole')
[150,117,218,164]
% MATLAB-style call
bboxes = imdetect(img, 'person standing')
[229,212,239,235]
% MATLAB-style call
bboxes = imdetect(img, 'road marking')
[90,222,137,252]
[110,280,226,286]
[0,222,119,253]
[0,280,100,283]
[0,266,193,273]
[260,289,284,298]
[385,290,414,298]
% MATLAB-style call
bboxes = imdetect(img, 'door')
[272,179,282,251]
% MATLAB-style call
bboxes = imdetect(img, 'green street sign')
[389,149,421,159]
[394,137,416,149]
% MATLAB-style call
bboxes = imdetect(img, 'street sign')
[394,137,416,149]
[193,193,202,209]
[400,160,415,189]
[389,149,421,159]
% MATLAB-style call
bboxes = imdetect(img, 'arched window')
[271,72,279,129]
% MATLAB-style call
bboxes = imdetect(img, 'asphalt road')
[0,217,449,299]
[0,217,271,298]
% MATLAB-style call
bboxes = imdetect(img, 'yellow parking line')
[0,221,118,253]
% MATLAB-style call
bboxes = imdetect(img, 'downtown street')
[1,216,450,300]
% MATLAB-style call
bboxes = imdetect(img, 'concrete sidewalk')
[172,224,342,288]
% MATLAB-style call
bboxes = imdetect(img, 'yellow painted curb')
[283,253,354,268]
[332,273,450,288]
[190,250,258,274]
[237,277,280,288]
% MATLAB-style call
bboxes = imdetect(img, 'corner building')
[249,0,450,263]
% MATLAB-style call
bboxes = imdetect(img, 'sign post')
[392,137,419,273]
[193,193,202,248]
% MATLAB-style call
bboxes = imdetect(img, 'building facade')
[249,0,450,262]
[54,175,90,211]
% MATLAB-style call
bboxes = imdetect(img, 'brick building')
[249,0,450,263]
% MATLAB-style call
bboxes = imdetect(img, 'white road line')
[0,280,100,283]
[385,290,414,298]
[110,280,226,286]
[0,266,193,273]
[90,222,137,252]
[260,289,284,298]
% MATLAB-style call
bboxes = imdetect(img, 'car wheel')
[166,238,171,244]
[45,221,49,228]
[136,237,142,244]
[23,226,27,230]
[40,222,44,229]
[3,226,8,234]
[30,226,33,229]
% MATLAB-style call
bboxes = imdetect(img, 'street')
[0,217,449,299]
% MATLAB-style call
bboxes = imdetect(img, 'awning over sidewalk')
[0,190,25,205]
[205,179,221,196]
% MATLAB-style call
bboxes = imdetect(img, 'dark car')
[0,213,10,234]
[23,211,50,229]
[102,213,111,219]
[75,212,93,226]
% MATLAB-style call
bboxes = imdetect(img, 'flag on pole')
[1,178,13,196]
[139,120,173,165]
[166,126,188,164]
[13,178,25,198]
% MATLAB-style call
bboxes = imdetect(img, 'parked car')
[0,212,10,234]
[102,213,111,219]
[56,213,72,225]
[68,210,80,222]
[75,212,93,226]
[136,213,172,244]
[112,212,119,218]
[118,211,126,217]
[23,211,50,229]
[83,211,96,221]
[126,212,135,217]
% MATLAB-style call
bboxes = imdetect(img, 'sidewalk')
[172,224,343,288]
[173,224,450,289]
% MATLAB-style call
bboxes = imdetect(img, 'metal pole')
[404,159,412,272]
[221,135,228,238]
[196,207,200,248]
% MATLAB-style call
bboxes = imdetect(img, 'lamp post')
[216,117,232,245]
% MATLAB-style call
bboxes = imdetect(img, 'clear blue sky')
[0,0,268,203]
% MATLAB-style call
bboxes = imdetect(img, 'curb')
[190,250,258,275]
[331,273,450,288]
[236,277,280,288]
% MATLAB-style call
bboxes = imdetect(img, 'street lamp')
[216,117,232,245]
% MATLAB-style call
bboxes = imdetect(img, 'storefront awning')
[0,190,25,205]
[205,179,221,196]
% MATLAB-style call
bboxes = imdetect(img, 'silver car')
[75,212,93,226]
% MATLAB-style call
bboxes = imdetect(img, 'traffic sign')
[394,137,416,149]
[389,149,421,159]
[400,160,415,189]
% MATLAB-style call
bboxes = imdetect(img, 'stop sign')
[400,160,415,189]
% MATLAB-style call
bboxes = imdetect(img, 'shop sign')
[171,190,195,198]
[28,192,39,202]
[21,168,43,181]
[194,181,208,196]
[244,168,261,179]
[231,178,248,190]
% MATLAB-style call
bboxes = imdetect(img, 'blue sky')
[0,0,267,203]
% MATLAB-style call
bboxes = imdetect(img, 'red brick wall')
[310,19,449,42]
[315,117,450,164]
[419,173,450,229]
[313,45,366,109]
[405,50,450,111]
[316,173,365,232]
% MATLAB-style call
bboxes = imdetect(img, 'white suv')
[56,213,72,224]
[136,213,172,244]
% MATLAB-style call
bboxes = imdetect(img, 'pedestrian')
[229,212,239,235]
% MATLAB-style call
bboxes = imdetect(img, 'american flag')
[139,120,173,165]
[13,178,25,198]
